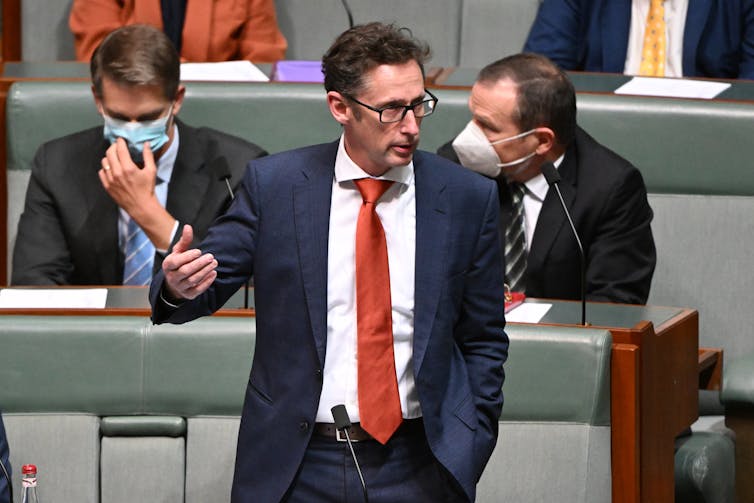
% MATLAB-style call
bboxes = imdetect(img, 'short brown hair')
[91,24,180,101]
[477,53,576,146]
[322,22,431,97]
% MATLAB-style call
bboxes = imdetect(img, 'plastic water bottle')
[21,464,40,503]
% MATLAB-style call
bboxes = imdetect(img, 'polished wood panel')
[610,342,640,503]
[1,0,21,61]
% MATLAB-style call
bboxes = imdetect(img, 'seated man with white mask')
[12,24,266,286]
[438,53,656,304]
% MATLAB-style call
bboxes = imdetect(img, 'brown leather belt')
[313,418,424,442]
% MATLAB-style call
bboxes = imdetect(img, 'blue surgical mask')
[103,104,173,165]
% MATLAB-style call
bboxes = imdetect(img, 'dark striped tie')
[505,183,527,292]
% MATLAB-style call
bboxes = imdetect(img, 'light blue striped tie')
[123,218,155,286]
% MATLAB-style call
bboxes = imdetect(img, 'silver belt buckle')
[336,428,359,443]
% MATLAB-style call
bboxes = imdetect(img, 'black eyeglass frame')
[344,89,439,124]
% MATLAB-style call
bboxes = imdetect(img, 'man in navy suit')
[150,22,508,503]
[439,53,656,304]
[0,412,10,503]
[524,0,754,79]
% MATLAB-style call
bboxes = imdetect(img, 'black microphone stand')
[541,163,587,326]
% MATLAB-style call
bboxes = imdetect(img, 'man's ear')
[91,85,104,115]
[534,127,556,155]
[327,91,350,126]
[171,85,187,115]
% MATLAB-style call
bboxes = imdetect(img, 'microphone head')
[212,157,232,181]
[540,162,561,186]
[331,404,352,429]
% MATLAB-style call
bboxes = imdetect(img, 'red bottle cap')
[22,464,37,474]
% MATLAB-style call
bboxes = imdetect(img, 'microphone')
[340,0,354,28]
[212,157,251,311]
[540,163,587,326]
[0,456,12,503]
[331,405,369,503]
[212,157,234,200]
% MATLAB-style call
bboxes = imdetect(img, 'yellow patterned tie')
[639,0,666,76]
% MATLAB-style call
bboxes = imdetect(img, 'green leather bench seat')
[0,314,612,502]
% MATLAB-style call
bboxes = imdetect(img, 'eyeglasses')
[345,89,439,124]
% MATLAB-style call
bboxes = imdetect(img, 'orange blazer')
[70,0,287,63]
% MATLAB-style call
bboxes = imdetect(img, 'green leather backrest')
[503,324,612,425]
[0,316,254,415]
[0,314,609,426]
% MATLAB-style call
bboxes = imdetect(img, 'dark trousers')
[283,425,467,503]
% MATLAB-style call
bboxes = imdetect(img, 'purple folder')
[273,60,324,83]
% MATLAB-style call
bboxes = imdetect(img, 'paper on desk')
[180,61,269,82]
[505,302,552,323]
[614,77,730,99]
[0,288,108,308]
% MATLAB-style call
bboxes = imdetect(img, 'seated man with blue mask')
[12,24,266,286]
[438,53,656,304]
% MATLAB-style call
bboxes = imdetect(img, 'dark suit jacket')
[150,142,509,502]
[524,0,754,79]
[0,413,9,503]
[11,119,266,285]
[439,127,656,304]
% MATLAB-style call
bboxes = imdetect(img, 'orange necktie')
[639,0,666,76]
[353,178,402,445]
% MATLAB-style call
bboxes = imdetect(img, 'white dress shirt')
[520,154,565,250]
[624,0,689,78]
[316,135,421,423]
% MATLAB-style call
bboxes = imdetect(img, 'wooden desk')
[518,299,699,503]
[429,67,754,103]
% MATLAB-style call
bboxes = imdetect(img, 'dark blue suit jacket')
[150,142,509,502]
[524,0,754,79]
[0,412,10,503]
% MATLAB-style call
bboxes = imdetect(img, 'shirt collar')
[524,153,565,202]
[156,124,179,185]
[334,134,414,186]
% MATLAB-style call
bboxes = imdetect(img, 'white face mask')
[452,121,536,179]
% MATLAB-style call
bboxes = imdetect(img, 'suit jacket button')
[299,421,309,432]
[315,369,322,378]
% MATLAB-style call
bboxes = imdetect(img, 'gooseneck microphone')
[212,157,251,310]
[212,157,235,200]
[540,163,587,326]
[0,456,12,503]
[340,0,354,28]
[331,405,369,503]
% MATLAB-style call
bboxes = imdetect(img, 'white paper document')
[180,61,269,82]
[0,288,108,309]
[614,77,731,99]
[505,302,552,323]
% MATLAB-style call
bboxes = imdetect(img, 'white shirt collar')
[524,153,565,201]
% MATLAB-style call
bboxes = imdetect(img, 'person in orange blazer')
[70,0,287,63]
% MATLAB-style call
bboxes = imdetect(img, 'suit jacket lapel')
[412,152,449,373]
[294,143,337,366]
[683,0,713,75]
[528,144,578,274]
[166,121,213,231]
[602,0,632,71]
[81,138,121,282]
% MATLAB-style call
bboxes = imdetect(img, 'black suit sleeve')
[584,166,656,304]
[11,145,76,285]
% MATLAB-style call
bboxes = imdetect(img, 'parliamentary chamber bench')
[4,79,754,501]
[0,314,613,503]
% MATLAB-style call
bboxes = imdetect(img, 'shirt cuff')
[159,289,184,309]
[156,220,180,255]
